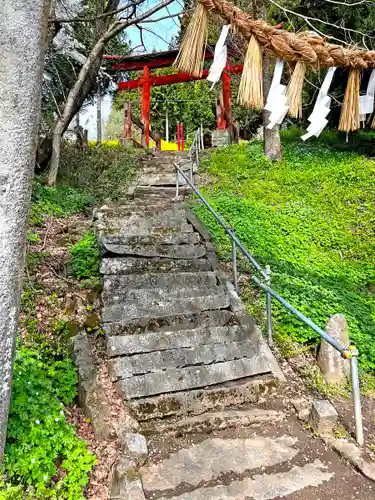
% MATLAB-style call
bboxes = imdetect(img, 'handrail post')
[265,265,273,347]
[350,348,364,446]
[175,167,179,199]
[229,228,239,294]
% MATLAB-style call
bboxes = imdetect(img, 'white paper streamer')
[302,67,336,141]
[359,69,375,121]
[264,60,289,129]
[207,25,230,88]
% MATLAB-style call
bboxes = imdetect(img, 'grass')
[193,128,375,374]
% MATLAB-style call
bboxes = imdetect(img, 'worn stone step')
[101,242,206,259]
[109,341,258,381]
[129,374,277,420]
[104,284,223,306]
[101,232,200,248]
[103,213,188,228]
[98,224,194,237]
[107,324,245,357]
[133,186,191,196]
[100,257,211,275]
[104,309,234,336]
[118,196,178,207]
[101,293,229,323]
[138,173,187,186]
[117,355,272,399]
[102,271,217,296]
[140,163,193,175]
[141,408,286,436]
[96,206,186,218]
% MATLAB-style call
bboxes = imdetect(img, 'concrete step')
[140,163,194,175]
[139,434,337,499]
[100,257,211,275]
[101,293,230,323]
[102,271,217,295]
[140,152,189,164]
[98,224,194,237]
[138,173,187,186]
[109,341,258,381]
[129,375,276,421]
[103,213,188,228]
[118,196,177,207]
[141,408,286,436]
[101,242,206,259]
[101,232,200,248]
[116,355,272,399]
[96,206,186,218]
[107,324,246,356]
[133,186,191,196]
[104,309,235,337]
[103,284,223,306]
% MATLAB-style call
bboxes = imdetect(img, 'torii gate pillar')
[141,66,151,147]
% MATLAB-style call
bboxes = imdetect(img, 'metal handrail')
[173,143,364,447]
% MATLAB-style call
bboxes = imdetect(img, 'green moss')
[69,231,100,280]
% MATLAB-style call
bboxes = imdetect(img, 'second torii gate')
[104,50,243,147]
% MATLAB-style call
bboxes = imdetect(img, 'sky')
[81,1,182,140]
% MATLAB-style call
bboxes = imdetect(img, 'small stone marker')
[309,400,338,436]
[110,457,146,500]
[122,432,148,466]
[317,314,350,385]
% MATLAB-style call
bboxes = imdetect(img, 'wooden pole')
[222,66,232,133]
[166,108,169,142]
[124,101,132,139]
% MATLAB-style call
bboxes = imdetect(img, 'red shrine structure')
[104,49,243,148]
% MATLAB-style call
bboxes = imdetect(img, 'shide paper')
[264,60,288,129]
[302,67,336,141]
[207,25,230,88]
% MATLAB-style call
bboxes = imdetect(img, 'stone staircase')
[94,151,375,500]
[96,151,282,422]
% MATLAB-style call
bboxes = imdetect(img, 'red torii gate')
[104,50,243,147]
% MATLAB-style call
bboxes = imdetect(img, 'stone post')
[317,314,350,385]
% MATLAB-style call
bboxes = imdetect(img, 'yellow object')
[88,139,179,150]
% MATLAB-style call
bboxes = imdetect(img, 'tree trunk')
[0,0,49,457]
[47,39,108,185]
[252,0,282,161]
[37,59,103,171]
[262,56,282,161]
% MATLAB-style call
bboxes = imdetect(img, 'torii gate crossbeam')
[105,50,242,147]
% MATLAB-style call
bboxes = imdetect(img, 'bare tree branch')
[137,24,170,46]
[325,0,375,5]
[140,10,187,23]
[105,0,175,40]
[268,0,375,44]
[54,1,141,23]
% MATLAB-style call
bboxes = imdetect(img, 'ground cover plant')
[194,129,375,373]
[1,145,137,498]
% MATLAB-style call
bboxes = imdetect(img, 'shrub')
[69,231,100,280]
[59,143,139,201]
[29,180,94,226]
[1,348,95,499]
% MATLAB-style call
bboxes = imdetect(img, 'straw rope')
[199,0,375,69]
